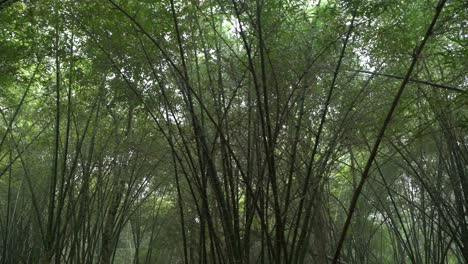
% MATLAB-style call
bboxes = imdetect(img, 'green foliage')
[0,0,466,263]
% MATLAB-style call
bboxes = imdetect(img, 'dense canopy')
[0,0,467,263]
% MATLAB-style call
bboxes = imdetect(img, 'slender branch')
[341,68,465,93]
[332,1,448,262]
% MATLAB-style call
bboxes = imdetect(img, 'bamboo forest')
[0,0,467,263]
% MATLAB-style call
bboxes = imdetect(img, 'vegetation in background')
[0,0,466,263]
